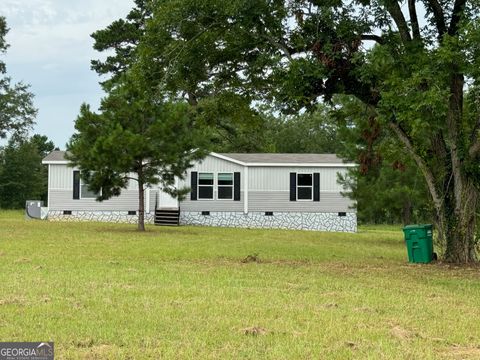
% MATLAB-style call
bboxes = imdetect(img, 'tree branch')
[408,0,422,40]
[262,34,293,61]
[425,0,447,38]
[448,0,467,36]
[123,175,138,182]
[360,34,385,45]
[388,120,443,214]
[385,1,412,44]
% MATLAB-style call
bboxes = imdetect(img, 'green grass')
[1,211,480,359]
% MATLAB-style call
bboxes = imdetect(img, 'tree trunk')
[402,198,412,226]
[441,178,478,263]
[440,71,478,262]
[137,168,145,232]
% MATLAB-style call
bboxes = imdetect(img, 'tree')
[136,0,480,263]
[0,17,36,138]
[267,105,342,153]
[66,74,206,231]
[0,135,54,208]
[91,2,269,153]
[90,0,151,90]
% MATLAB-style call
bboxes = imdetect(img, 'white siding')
[178,155,245,212]
[49,165,139,191]
[180,192,244,212]
[49,164,72,189]
[177,155,244,188]
[248,191,354,212]
[248,167,347,192]
[47,155,354,214]
[48,165,141,212]
[49,190,139,211]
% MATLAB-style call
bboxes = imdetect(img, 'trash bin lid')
[403,224,432,230]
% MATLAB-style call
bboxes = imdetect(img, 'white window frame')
[198,172,214,200]
[216,172,234,200]
[79,176,101,199]
[297,173,313,201]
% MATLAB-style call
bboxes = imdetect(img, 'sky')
[2,0,134,148]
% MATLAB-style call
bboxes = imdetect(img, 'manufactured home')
[42,151,357,232]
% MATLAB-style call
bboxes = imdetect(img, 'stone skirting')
[47,210,154,224]
[180,211,357,232]
[46,210,356,232]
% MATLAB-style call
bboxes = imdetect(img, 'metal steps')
[154,208,180,226]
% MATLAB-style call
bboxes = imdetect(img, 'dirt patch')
[241,254,261,263]
[390,325,421,341]
[242,326,268,336]
[345,341,357,349]
[79,344,119,359]
[323,303,339,309]
[442,345,480,359]
[435,261,480,270]
[74,338,95,348]
[0,297,26,306]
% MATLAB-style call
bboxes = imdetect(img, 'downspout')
[244,166,249,214]
[47,164,50,208]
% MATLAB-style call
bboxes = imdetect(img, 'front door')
[158,180,179,209]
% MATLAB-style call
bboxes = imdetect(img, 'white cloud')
[1,0,135,147]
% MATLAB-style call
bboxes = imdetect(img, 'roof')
[42,150,355,167]
[213,153,354,167]
[42,150,68,164]
[218,153,344,164]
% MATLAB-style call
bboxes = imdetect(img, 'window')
[198,173,214,199]
[297,173,313,200]
[80,179,99,199]
[201,211,210,216]
[217,173,233,200]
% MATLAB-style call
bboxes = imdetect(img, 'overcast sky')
[2,0,134,148]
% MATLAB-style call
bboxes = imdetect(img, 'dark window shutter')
[234,172,241,201]
[290,172,296,201]
[73,171,80,200]
[313,173,320,202]
[190,171,198,200]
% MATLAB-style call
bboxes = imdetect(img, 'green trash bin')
[402,224,434,263]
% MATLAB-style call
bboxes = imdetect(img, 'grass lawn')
[1,211,480,359]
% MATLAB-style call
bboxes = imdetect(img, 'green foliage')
[67,73,207,229]
[0,135,54,208]
[195,93,272,152]
[265,105,343,153]
[91,1,270,153]
[0,17,37,139]
[90,0,151,90]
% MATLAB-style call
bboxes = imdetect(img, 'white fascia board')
[209,152,247,166]
[42,160,69,165]
[245,163,357,167]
